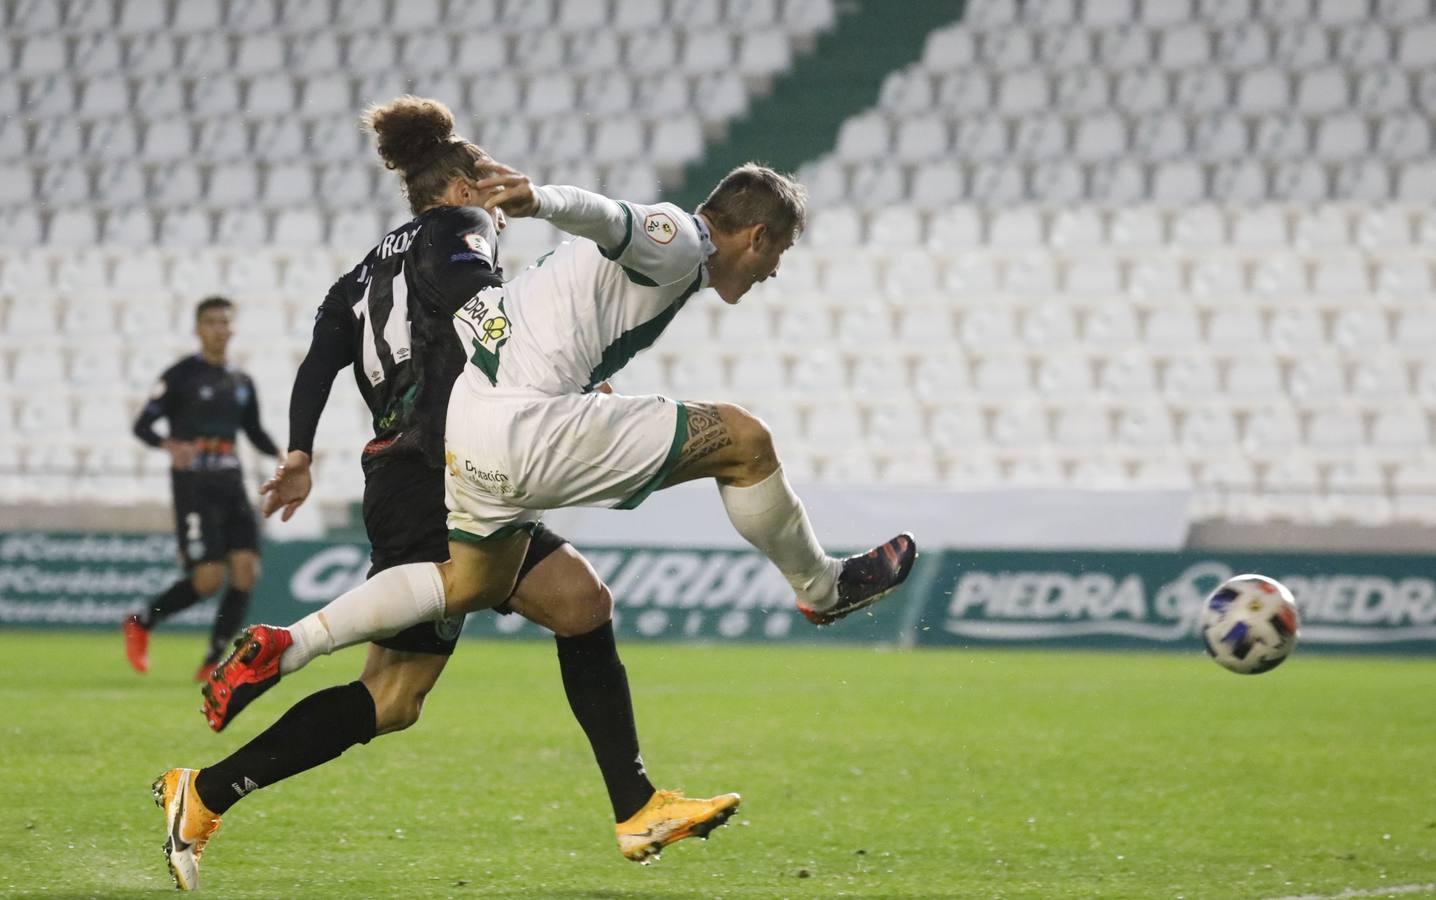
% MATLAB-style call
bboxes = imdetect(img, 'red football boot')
[200,625,293,732]
[123,615,150,674]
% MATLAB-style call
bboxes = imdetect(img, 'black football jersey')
[133,355,278,472]
[314,205,503,465]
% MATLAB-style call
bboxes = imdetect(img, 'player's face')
[752,229,793,281]
[195,308,233,355]
[733,226,794,302]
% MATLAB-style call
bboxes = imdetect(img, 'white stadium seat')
[0,2,1431,521]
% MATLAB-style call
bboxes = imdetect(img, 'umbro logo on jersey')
[643,212,677,244]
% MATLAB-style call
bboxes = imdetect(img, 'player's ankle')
[795,558,841,610]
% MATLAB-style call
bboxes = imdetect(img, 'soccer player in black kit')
[151,97,735,892]
[126,296,278,681]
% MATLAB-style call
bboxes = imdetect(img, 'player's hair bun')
[363,95,457,175]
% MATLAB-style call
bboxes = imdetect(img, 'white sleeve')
[531,184,629,249]
[532,186,703,285]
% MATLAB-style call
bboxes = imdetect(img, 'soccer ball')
[1199,574,1300,675]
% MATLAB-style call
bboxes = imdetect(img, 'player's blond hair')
[363,95,496,214]
[697,163,808,242]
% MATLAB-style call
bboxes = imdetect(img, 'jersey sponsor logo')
[643,212,677,244]
[481,314,509,342]
[462,232,492,260]
[455,290,510,385]
[447,449,514,495]
[463,459,511,491]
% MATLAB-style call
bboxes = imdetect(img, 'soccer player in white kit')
[255,160,914,655]
[211,158,916,798]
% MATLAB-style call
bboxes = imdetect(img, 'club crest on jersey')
[643,212,677,244]
[463,232,491,260]
[434,615,464,641]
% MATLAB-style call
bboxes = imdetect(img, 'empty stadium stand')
[1,0,1433,529]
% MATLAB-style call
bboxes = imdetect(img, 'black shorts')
[171,470,259,569]
[361,452,568,656]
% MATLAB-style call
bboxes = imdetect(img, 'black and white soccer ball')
[1199,574,1300,675]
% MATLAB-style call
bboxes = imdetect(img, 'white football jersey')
[453,185,712,396]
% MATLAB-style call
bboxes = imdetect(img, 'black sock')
[194,681,377,815]
[138,578,202,629]
[555,621,655,822]
[206,588,251,664]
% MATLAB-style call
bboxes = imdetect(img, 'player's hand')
[594,381,614,394]
[161,439,200,470]
[473,164,538,218]
[259,450,313,522]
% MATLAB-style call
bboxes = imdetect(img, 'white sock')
[280,562,446,674]
[719,466,841,610]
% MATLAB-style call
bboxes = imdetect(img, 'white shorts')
[444,383,688,543]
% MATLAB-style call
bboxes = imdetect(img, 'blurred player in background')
[151,98,734,892]
[125,296,278,681]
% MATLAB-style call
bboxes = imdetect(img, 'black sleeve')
[240,378,280,456]
[413,206,504,315]
[132,371,171,448]
[288,285,358,456]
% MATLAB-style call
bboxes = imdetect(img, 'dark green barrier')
[2,533,1432,653]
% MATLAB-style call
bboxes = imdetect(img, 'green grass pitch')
[1,631,1434,899]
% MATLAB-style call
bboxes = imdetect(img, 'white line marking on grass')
[1265,883,1436,900]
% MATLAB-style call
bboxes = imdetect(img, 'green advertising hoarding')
[1,533,1432,653]
[914,551,1436,653]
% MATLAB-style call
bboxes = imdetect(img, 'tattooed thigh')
[676,402,734,470]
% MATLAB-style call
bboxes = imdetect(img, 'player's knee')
[723,405,779,482]
[550,581,613,638]
[229,559,260,591]
[190,566,225,596]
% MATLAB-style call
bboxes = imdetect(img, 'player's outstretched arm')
[474,166,629,250]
